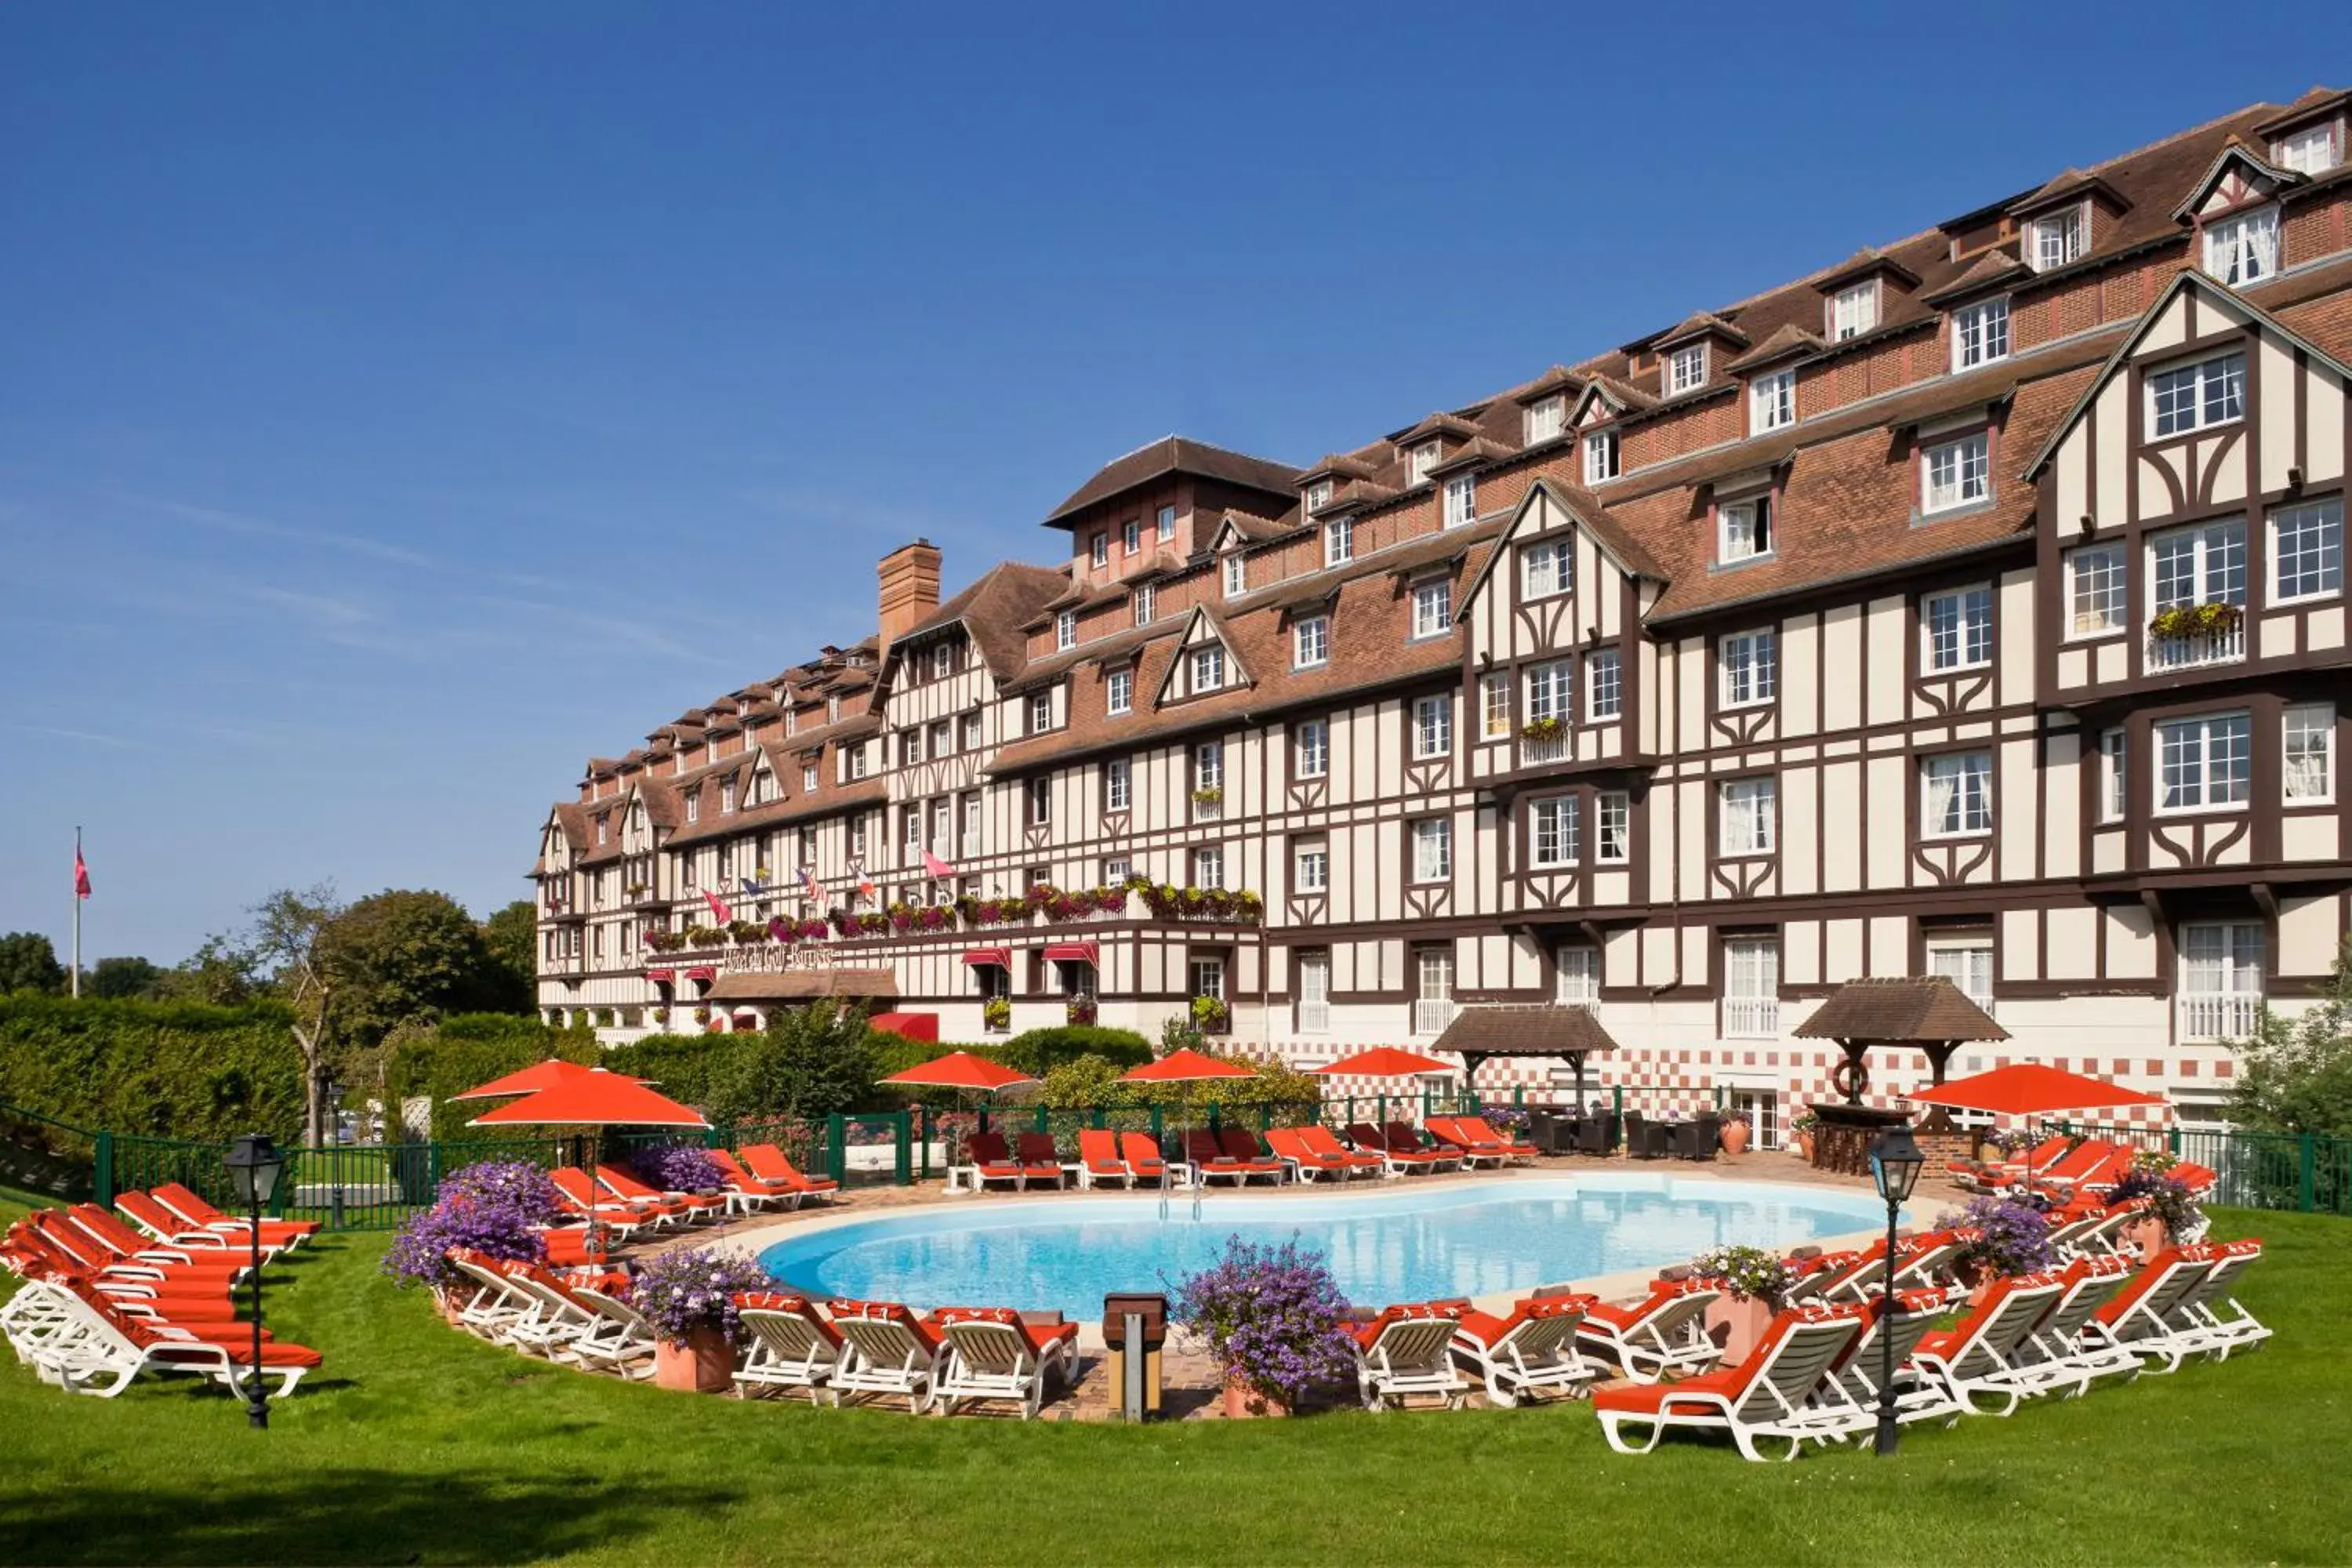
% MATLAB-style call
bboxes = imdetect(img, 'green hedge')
[0,995,303,1145]
[387,1014,598,1142]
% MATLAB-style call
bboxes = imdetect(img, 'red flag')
[702,889,732,924]
[922,850,956,880]
[74,847,91,900]
[799,866,821,901]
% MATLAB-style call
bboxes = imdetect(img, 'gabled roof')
[1725,323,1827,373]
[1812,247,1922,294]
[2023,268,2352,480]
[1509,365,1584,405]
[1149,605,1254,708]
[2006,167,2129,217]
[1043,436,1299,524]
[1298,452,1385,484]
[1455,477,1667,619]
[895,561,1069,681]
[1425,436,1518,477]
[1570,376,1657,425]
[1920,249,2031,307]
[2169,140,2304,222]
[2251,85,2351,140]
[1393,412,1481,446]
[1652,310,1751,350]
[1792,977,2006,1044]
[1430,1004,1621,1060]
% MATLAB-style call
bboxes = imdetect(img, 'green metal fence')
[2049,1119,2352,1217]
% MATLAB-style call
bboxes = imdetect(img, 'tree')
[154,934,257,1004]
[0,932,66,996]
[242,884,344,1146]
[86,956,164,1000]
[317,889,506,1047]
[707,1003,877,1124]
[2234,943,2352,1135]
[479,899,539,1014]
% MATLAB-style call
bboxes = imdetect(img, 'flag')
[74,846,90,900]
[922,849,956,880]
[799,865,821,901]
[848,858,876,899]
[702,889,733,924]
[739,877,764,898]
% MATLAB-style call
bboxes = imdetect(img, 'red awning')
[1041,942,1099,967]
[644,967,676,983]
[960,947,1012,967]
[684,965,717,982]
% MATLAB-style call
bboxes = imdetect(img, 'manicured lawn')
[3,1185,2347,1566]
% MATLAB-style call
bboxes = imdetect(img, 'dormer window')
[1029,691,1052,735]
[1410,442,1441,484]
[1922,434,1990,514]
[596,815,609,845]
[2149,352,2246,437]
[827,696,841,723]
[2029,205,2087,272]
[1830,282,1878,341]
[1719,495,1773,564]
[1952,297,2011,371]
[802,762,818,792]
[786,708,799,735]
[1091,532,1109,568]
[1443,473,1477,528]
[1526,396,1566,445]
[1191,645,1225,693]
[1305,479,1333,512]
[2275,122,2340,176]
[1324,517,1354,566]
[1056,611,1076,652]
[2204,206,2278,287]
[1410,578,1453,640]
[1667,344,1707,394]
[931,643,952,679]
[685,791,701,825]
[1133,584,1156,625]
[1156,504,1176,541]
[1123,516,1140,554]
[1749,370,1795,433]
[1584,430,1619,484]
[720,779,736,815]
[1223,554,1246,598]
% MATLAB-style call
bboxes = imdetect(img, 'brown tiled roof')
[898,561,1069,680]
[548,803,589,851]
[1653,310,1751,350]
[1919,250,2031,307]
[1317,481,1399,514]
[1210,509,1295,545]
[1425,436,1519,475]
[1043,436,1299,524]
[1793,977,2007,1044]
[2252,85,2350,137]
[1812,248,1922,292]
[707,969,899,1001]
[1508,365,1583,405]
[1299,452,1383,483]
[1394,412,1480,445]
[1725,323,1826,373]
[1431,1004,1621,1059]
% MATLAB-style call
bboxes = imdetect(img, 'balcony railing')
[2146,622,2245,671]
[1723,997,1780,1038]
[2179,993,2261,1043]
[1296,999,1330,1034]
[1412,998,1457,1036]
[1519,732,1569,767]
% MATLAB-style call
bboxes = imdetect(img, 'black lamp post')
[1866,1123,1926,1456]
[223,1134,287,1430]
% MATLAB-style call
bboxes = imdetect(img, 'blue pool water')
[755,1175,1896,1319]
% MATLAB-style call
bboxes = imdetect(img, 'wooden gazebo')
[1429,1004,1622,1103]
[1791,976,2006,1174]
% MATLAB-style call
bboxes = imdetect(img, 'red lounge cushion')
[735,1291,812,1312]
[1592,1363,1745,1414]
[150,1339,322,1370]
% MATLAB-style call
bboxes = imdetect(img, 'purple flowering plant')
[2104,1169,2201,1242]
[1170,1234,1356,1406]
[1691,1244,1800,1308]
[630,1141,722,1194]
[381,1160,564,1289]
[1935,1194,2059,1277]
[1479,1105,1533,1134]
[629,1245,780,1344]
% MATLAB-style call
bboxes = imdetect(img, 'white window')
[1091,532,1109,568]
[1123,516,1140,554]
[1723,938,1780,1037]
[1156,504,1176,541]
[961,790,982,844]
[1928,938,1995,1013]
[2149,352,2245,437]
[1411,818,1452,882]
[685,792,700,824]
[1412,694,1453,759]
[2285,704,2335,803]
[2031,205,2086,272]
[1924,586,1993,670]
[1526,396,1566,445]
[1294,843,1328,893]
[1323,517,1354,565]
[1720,630,1777,708]
[1193,740,1223,792]
[1530,795,1578,867]
[904,804,924,848]
[2180,922,2264,1042]
[1410,579,1453,639]
[1191,645,1224,693]
[2067,543,2127,636]
[1524,659,1573,724]
[1413,948,1455,1036]
[1056,610,1076,652]
[1192,845,1225,889]
[1294,718,1329,779]
[1586,650,1621,720]
[1107,668,1133,717]
[1296,952,1331,1033]
[1025,776,1051,826]
[720,779,735,814]
[1521,539,1572,599]
[1951,296,2011,371]
[2100,729,2127,822]
[1555,947,1599,1006]
[1294,615,1329,669]
[1922,433,1990,513]
[828,696,841,722]
[1584,430,1619,484]
[801,763,818,793]
[1718,497,1772,563]
[1102,856,1130,884]
[1667,344,1706,394]
[2273,497,2343,601]
[931,644,952,680]
[1410,442,1440,484]
[1029,691,1052,734]
[1479,672,1511,739]
[1749,369,1795,432]
[1433,469,1477,531]
[1105,757,1131,812]
[1596,790,1630,863]
[2157,712,2252,811]
[1922,751,1993,837]
[1305,479,1333,514]
[928,720,951,758]
[2276,122,2340,176]
[1831,281,1878,341]
[1223,554,1247,598]
[2203,206,2278,287]
[960,711,983,750]
[1719,778,1776,856]
[2152,517,2247,612]
[594,815,608,845]
[1133,584,1156,625]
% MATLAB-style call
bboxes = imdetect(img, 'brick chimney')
[877,539,943,662]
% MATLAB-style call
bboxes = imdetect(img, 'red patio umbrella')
[1308,1046,1454,1077]
[1906,1063,2165,1118]
[1119,1049,1257,1202]
[880,1051,1042,1172]
[448,1059,650,1102]
[467,1076,710,1254]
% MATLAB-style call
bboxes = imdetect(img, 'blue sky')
[3,3,2346,964]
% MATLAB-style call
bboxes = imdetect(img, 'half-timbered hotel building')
[532,90,2352,1138]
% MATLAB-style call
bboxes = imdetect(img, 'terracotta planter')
[653,1324,735,1393]
[1791,1131,1814,1163]
[1719,1120,1750,1156]
[1221,1377,1290,1418]
[434,1288,464,1327]
[1704,1293,1776,1364]
[2122,1214,2170,1262]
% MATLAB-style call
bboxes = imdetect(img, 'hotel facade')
[533,91,2352,1142]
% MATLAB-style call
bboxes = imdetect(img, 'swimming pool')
[754,1175,1897,1319]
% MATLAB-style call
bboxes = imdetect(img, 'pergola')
[1428,1004,1623,1104]
[1791,976,2007,1105]
[706,968,899,1029]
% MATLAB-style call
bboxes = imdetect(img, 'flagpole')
[71,826,82,999]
